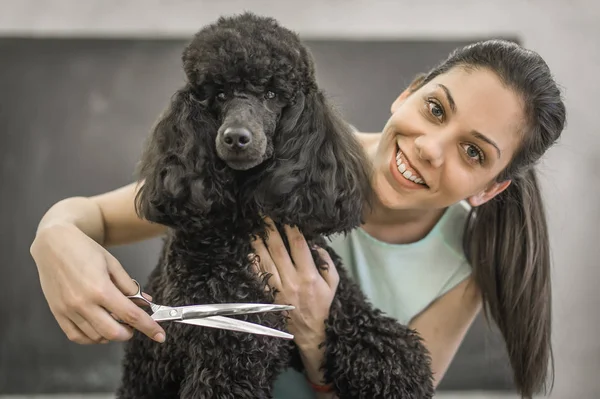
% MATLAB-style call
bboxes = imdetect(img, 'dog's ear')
[258,90,374,235]
[134,87,226,230]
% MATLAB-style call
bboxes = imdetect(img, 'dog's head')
[182,13,315,171]
[135,13,373,235]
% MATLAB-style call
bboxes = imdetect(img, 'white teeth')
[396,149,426,186]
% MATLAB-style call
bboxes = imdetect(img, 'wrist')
[296,336,323,353]
[36,219,76,235]
[298,341,327,383]
[294,325,326,351]
[300,345,335,395]
[304,373,335,395]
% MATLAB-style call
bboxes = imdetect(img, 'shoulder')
[423,201,474,298]
[411,203,479,322]
[438,201,472,258]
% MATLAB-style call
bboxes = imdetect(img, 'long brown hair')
[411,40,566,398]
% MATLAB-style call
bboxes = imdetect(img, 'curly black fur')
[116,12,434,399]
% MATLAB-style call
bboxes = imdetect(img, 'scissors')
[125,279,295,340]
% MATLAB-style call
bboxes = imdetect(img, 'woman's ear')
[391,73,427,114]
[467,180,512,207]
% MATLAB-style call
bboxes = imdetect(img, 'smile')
[395,145,427,186]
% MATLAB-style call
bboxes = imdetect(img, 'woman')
[30,39,566,398]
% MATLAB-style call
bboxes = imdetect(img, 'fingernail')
[154,332,165,343]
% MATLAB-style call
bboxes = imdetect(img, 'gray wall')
[1,1,598,397]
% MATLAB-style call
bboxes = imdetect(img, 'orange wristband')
[305,374,334,393]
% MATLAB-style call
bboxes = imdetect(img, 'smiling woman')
[265,39,566,399]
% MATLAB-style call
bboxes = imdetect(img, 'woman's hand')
[251,219,339,392]
[30,222,166,345]
[251,220,339,348]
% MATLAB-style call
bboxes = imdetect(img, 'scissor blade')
[183,303,294,319]
[153,303,294,322]
[175,316,294,340]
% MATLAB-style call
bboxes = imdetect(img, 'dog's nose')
[222,127,252,149]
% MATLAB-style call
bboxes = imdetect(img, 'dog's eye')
[265,91,276,100]
[216,92,227,101]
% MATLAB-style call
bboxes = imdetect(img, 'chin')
[372,171,409,210]
[374,168,441,212]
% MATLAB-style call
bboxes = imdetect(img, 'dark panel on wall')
[0,36,516,394]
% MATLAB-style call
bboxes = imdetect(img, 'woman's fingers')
[55,314,98,345]
[314,247,340,290]
[248,252,271,294]
[69,312,106,343]
[104,258,166,342]
[106,255,140,297]
[262,219,297,281]
[248,252,261,274]
[284,225,318,277]
[80,304,137,342]
[251,237,282,291]
[98,283,165,343]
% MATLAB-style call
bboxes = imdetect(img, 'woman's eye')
[427,100,444,120]
[216,92,227,101]
[265,91,276,100]
[461,143,485,164]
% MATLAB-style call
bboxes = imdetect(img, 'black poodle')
[116,12,434,399]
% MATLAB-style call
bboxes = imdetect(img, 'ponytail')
[463,167,553,398]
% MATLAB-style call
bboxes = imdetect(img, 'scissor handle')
[127,279,154,308]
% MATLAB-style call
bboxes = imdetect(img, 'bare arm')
[408,275,482,387]
[37,181,166,247]
[31,181,168,345]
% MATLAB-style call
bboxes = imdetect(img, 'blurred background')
[0,0,598,398]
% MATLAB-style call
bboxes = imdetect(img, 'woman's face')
[372,66,525,211]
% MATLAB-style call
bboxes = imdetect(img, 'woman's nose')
[414,134,444,168]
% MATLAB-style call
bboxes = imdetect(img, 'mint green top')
[272,201,474,398]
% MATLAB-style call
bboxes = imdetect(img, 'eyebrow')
[437,83,502,159]
[472,130,502,158]
[437,84,456,113]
